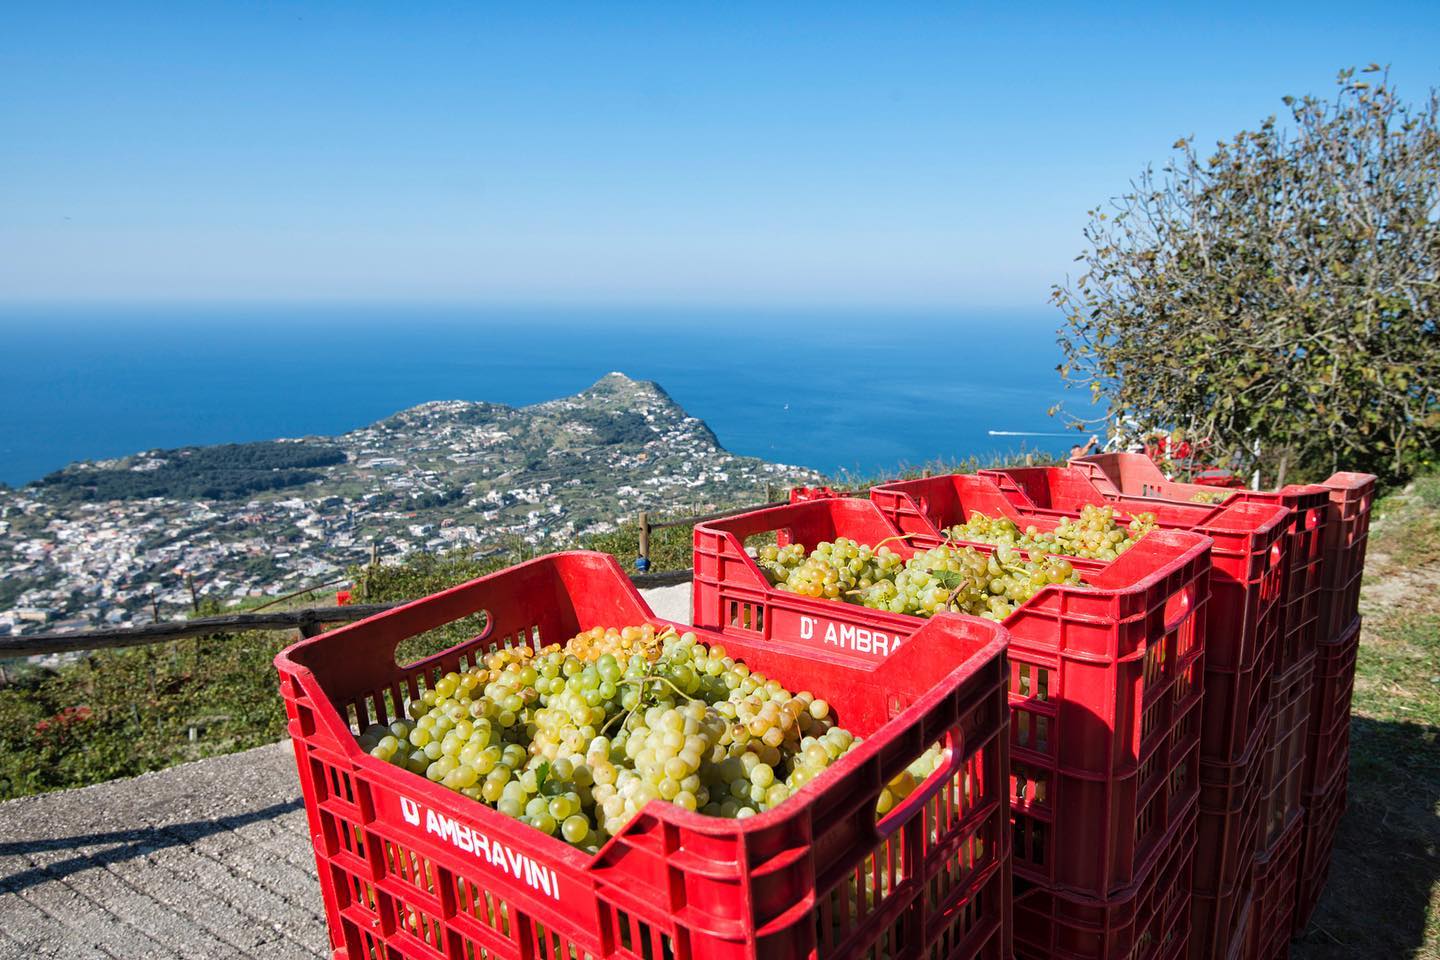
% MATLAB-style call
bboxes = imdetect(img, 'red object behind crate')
[1013,799,1197,960]
[276,551,1012,960]
[1068,453,1329,677]
[1316,473,1376,647]
[692,496,1210,900]
[1190,718,1267,960]
[788,485,841,503]
[878,470,1287,765]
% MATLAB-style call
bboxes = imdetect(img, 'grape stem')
[599,672,700,736]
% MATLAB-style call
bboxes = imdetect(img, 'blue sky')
[3,2,1439,309]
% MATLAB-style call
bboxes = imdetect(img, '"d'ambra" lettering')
[798,615,899,656]
[398,795,560,900]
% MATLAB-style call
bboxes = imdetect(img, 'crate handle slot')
[394,610,495,669]
[1162,585,1194,633]
[1304,508,1321,530]
[875,726,965,840]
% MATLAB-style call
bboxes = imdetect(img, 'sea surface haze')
[0,306,1094,487]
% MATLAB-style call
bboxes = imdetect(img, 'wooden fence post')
[186,574,199,612]
[637,512,651,570]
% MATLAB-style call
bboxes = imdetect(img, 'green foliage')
[0,633,291,799]
[34,441,345,502]
[1055,67,1440,485]
[569,410,654,445]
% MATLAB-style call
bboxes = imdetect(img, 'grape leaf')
[926,569,970,589]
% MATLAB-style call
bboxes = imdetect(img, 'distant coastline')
[0,306,1084,487]
[0,373,820,635]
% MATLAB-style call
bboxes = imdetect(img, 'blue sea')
[0,306,1093,488]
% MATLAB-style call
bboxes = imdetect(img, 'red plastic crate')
[1260,651,1317,852]
[1013,799,1197,960]
[1303,616,1360,797]
[1316,473,1375,648]
[1292,759,1349,936]
[1189,717,1268,960]
[867,472,1062,550]
[1068,453,1329,676]
[961,467,1289,763]
[275,551,1012,960]
[692,497,1209,900]
[1246,808,1305,960]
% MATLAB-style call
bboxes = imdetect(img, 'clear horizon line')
[0,297,1060,314]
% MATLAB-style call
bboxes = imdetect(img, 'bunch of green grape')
[758,539,1083,621]
[945,504,1156,561]
[1189,489,1230,504]
[356,624,941,852]
[756,537,905,600]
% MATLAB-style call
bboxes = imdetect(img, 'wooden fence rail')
[2,570,693,658]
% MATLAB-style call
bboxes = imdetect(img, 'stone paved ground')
[0,584,694,960]
[0,741,326,960]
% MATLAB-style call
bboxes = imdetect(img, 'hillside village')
[0,374,820,634]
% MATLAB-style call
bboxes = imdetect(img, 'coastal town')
[0,374,820,636]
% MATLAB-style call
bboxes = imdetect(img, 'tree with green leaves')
[1054,66,1440,484]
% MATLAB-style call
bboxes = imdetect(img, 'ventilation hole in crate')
[1142,643,1164,688]
[393,893,444,949]
[1140,700,1159,742]
[382,839,437,895]
[1170,762,1189,798]
[1016,710,1030,749]
[1011,764,1047,805]
[334,815,367,859]
[1011,814,1044,867]
[1013,663,1030,697]
[346,870,380,916]
[1138,751,1158,787]
[455,876,512,936]
[533,922,595,960]
[326,764,356,805]
[926,822,988,913]
[1135,795,1158,845]
[612,909,674,960]
[1034,715,1049,753]
[460,937,507,960]
[353,925,386,960]
[928,887,985,959]
[725,600,763,633]
[1173,667,1193,704]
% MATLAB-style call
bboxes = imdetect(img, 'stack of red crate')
[692,495,1211,960]
[945,467,1289,960]
[1291,472,1376,932]
[1061,453,1370,956]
